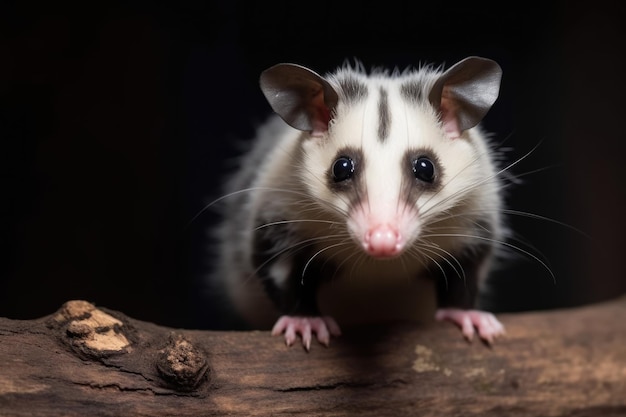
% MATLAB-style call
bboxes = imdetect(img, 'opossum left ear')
[429,56,502,139]
[260,64,338,136]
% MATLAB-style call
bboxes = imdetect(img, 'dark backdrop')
[2,1,624,329]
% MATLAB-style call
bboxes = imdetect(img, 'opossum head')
[260,57,502,259]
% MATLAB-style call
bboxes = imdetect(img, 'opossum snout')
[363,224,405,259]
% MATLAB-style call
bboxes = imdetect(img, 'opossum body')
[214,57,505,350]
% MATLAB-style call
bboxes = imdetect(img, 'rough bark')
[1,298,625,416]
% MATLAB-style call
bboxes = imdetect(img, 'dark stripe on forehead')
[378,87,390,142]
[400,80,427,104]
[337,76,368,103]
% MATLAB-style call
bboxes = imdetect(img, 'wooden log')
[1,297,625,416]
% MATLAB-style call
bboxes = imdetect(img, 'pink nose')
[364,225,403,258]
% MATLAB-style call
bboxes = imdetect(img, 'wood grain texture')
[1,298,625,416]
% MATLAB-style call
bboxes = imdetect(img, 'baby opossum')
[213,56,505,350]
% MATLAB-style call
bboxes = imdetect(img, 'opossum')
[212,56,506,350]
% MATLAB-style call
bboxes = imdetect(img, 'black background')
[2,1,625,329]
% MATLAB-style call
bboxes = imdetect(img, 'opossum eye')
[332,156,355,182]
[413,157,435,183]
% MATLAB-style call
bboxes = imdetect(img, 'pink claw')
[435,308,505,344]
[271,315,342,351]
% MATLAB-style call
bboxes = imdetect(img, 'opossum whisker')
[408,241,452,277]
[422,218,549,269]
[417,140,501,214]
[395,252,413,284]
[294,189,351,220]
[420,141,542,220]
[428,207,588,238]
[301,240,354,284]
[403,244,433,275]
[190,186,327,227]
[254,219,343,231]
[408,244,449,290]
[246,233,349,285]
[347,250,370,283]
[421,232,556,283]
[294,206,351,231]
[331,248,363,282]
[199,180,350,232]
[298,163,353,217]
[499,209,588,238]
[498,164,562,188]
[421,210,493,239]
[319,241,356,277]
[420,134,528,213]
[414,241,466,283]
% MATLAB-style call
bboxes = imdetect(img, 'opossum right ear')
[260,64,338,136]
[428,56,502,139]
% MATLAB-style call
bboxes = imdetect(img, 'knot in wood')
[156,333,209,392]
[49,300,132,359]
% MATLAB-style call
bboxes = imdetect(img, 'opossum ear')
[429,56,502,139]
[260,64,339,136]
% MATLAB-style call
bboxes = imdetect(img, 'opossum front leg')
[259,257,342,350]
[253,220,341,350]
[260,256,341,350]
[434,244,505,344]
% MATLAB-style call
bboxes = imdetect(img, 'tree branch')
[1,297,625,416]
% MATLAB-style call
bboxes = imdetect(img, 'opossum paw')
[435,308,505,345]
[271,315,342,351]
